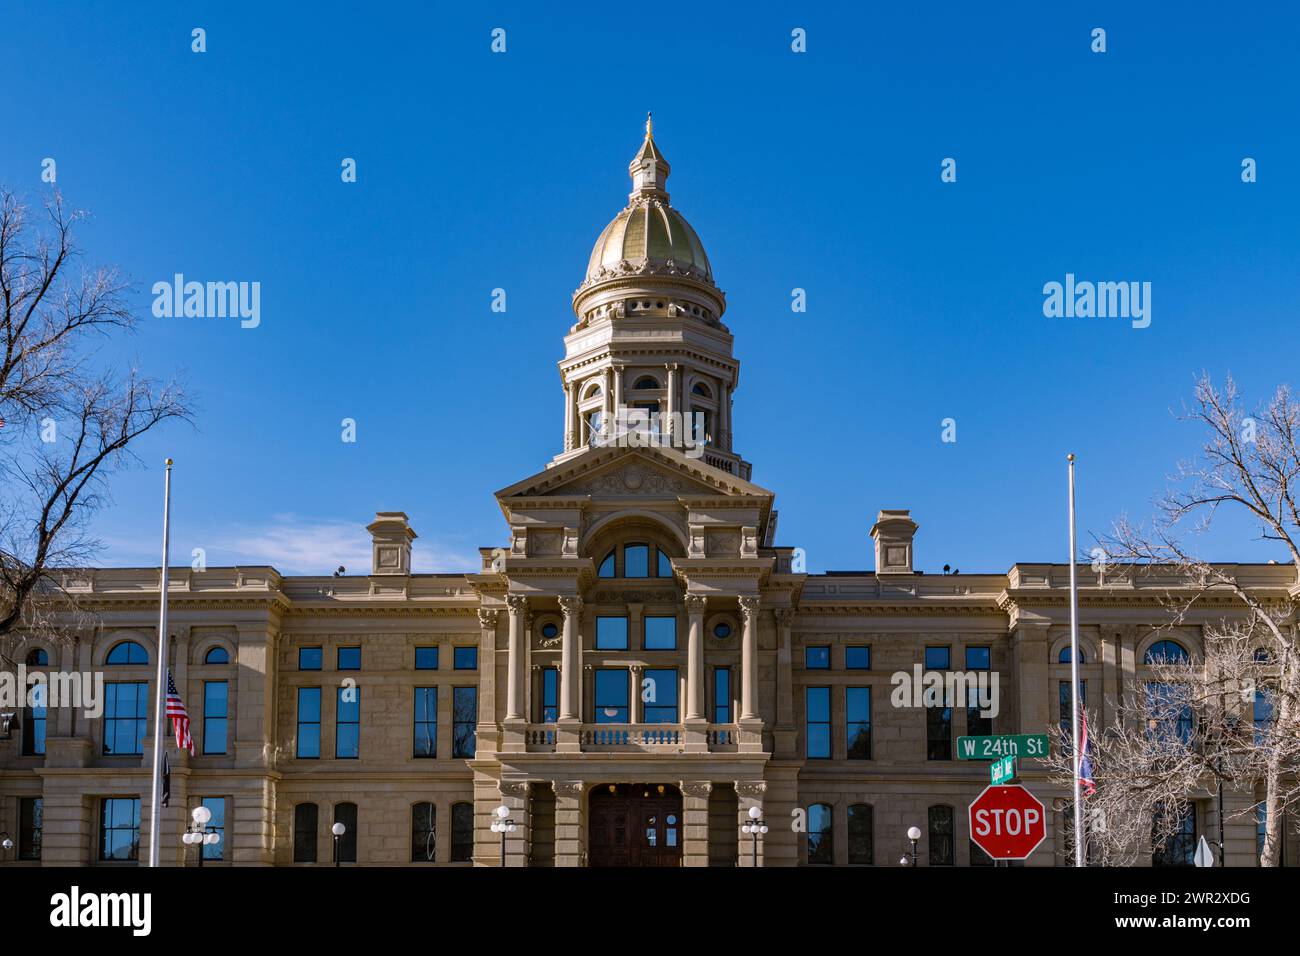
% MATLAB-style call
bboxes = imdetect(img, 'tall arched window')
[333,803,357,863]
[1144,640,1189,665]
[1152,804,1196,867]
[1059,646,1086,664]
[848,804,873,864]
[624,543,650,577]
[451,802,474,862]
[293,803,318,863]
[204,646,230,664]
[807,803,833,864]
[598,550,615,577]
[411,803,436,863]
[26,648,49,666]
[633,376,660,390]
[928,805,954,866]
[106,641,148,665]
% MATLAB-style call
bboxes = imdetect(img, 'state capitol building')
[0,120,1288,868]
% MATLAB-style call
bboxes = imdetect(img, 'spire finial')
[646,111,653,139]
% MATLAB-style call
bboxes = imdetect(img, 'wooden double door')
[588,784,683,867]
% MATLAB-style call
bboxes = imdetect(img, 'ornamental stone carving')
[499,781,529,799]
[679,781,714,799]
[552,780,585,798]
[558,596,583,618]
[477,609,500,629]
[738,596,761,623]
[734,780,767,799]
[684,595,708,614]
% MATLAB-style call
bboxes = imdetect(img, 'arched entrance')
[588,783,683,867]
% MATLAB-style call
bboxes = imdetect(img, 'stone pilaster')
[735,779,766,866]
[680,780,712,867]
[552,780,585,867]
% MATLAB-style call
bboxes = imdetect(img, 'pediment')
[495,446,773,503]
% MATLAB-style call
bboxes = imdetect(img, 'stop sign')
[968,784,1046,860]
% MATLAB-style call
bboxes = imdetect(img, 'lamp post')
[0,833,12,861]
[900,825,921,866]
[490,805,516,867]
[741,805,768,867]
[182,806,220,867]
[332,822,346,867]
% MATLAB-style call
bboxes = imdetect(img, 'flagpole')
[148,458,173,868]
[1068,453,1085,867]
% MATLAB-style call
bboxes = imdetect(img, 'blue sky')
[3,2,1298,575]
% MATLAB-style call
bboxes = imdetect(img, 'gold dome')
[581,115,714,289]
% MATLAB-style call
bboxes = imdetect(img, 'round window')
[542,623,559,639]
[713,622,732,639]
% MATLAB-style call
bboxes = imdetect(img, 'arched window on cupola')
[689,382,717,447]
[633,376,660,391]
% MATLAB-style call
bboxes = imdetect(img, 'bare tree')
[1048,374,1300,865]
[0,188,190,650]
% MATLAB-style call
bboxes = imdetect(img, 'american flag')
[1078,707,1097,797]
[166,669,195,756]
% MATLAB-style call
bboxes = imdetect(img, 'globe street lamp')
[0,833,13,861]
[182,806,220,867]
[490,805,516,867]
[900,826,921,866]
[741,805,768,867]
[332,822,346,867]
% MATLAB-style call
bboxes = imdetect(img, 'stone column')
[557,597,583,752]
[476,609,500,750]
[499,781,531,867]
[630,665,643,724]
[1010,622,1050,735]
[680,780,712,867]
[773,609,797,757]
[505,596,527,721]
[553,780,585,867]
[736,780,766,867]
[685,595,706,721]
[233,622,277,770]
[720,382,731,450]
[739,596,760,720]
[564,381,576,451]
[665,363,679,446]
[612,363,624,423]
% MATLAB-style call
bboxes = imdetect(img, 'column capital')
[478,608,501,629]
[558,595,583,617]
[680,780,713,799]
[738,595,761,621]
[551,780,584,798]
[734,779,767,799]
[774,608,795,628]
[684,594,708,615]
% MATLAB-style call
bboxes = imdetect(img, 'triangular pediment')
[495,445,773,503]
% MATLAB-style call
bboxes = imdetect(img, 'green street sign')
[957,734,1050,761]
[990,754,1017,785]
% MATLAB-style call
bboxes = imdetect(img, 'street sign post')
[957,734,1050,760]
[969,784,1047,861]
[990,754,1017,785]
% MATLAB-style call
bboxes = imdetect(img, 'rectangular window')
[452,687,477,758]
[967,683,993,738]
[1059,680,1087,736]
[99,797,141,862]
[925,646,950,671]
[201,797,226,861]
[413,687,437,757]
[594,670,629,723]
[298,647,322,670]
[644,615,677,650]
[805,645,830,669]
[965,646,991,671]
[293,804,318,863]
[297,687,321,758]
[19,797,42,860]
[337,646,361,671]
[22,689,46,756]
[541,668,558,723]
[336,687,360,758]
[624,543,650,578]
[806,687,831,758]
[334,804,357,863]
[927,704,953,760]
[643,668,678,723]
[415,646,439,670]
[103,682,148,756]
[202,680,228,755]
[453,646,478,670]
[928,805,954,866]
[845,646,871,670]
[846,687,872,759]
[713,668,731,723]
[596,616,629,650]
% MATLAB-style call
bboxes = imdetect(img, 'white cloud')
[99,515,481,575]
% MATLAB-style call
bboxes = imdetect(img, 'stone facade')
[0,121,1294,868]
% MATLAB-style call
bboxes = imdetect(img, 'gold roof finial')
[646,111,653,139]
